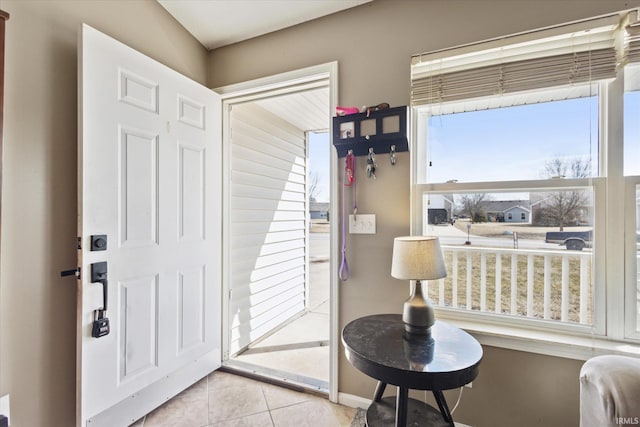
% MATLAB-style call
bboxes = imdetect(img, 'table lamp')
[391,236,447,335]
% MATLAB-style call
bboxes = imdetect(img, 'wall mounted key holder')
[332,105,408,157]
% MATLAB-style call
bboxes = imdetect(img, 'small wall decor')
[332,105,409,158]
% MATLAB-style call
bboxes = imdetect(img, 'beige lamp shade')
[391,236,447,280]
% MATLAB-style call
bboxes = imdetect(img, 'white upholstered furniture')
[580,355,640,427]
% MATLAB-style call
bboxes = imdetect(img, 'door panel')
[78,25,221,427]
[119,127,159,246]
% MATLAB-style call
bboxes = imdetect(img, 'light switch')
[349,214,376,234]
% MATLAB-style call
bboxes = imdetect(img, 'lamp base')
[403,323,432,336]
[402,280,435,336]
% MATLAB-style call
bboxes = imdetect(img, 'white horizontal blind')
[411,15,620,106]
[627,24,640,64]
[229,102,307,355]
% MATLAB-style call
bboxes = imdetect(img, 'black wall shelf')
[332,106,408,157]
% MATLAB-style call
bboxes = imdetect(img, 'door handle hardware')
[90,261,109,338]
[92,310,110,338]
[91,262,108,311]
[61,267,80,278]
[90,235,107,251]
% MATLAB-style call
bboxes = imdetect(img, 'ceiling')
[157,1,354,132]
[254,87,330,132]
[157,0,372,50]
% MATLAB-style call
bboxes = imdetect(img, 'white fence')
[427,246,593,324]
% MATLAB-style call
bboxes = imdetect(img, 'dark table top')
[342,314,483,390]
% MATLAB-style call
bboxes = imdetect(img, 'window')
[411,12,640,344]
[424,97,599,184]
[625,62,640,339]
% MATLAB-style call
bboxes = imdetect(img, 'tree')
[534,158,591,230]
[458,193,488,222]
[308,171,320,202]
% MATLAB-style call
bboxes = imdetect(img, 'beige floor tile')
[143,378,208,427]
[208,382,269,423]
[210,411,274,427]
[130,373,361,427]
[208,370,258,389]
[261,382,314,410]
[270,399,356,427]
[328,401,358,426]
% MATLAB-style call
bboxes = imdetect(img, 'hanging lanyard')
[340,151,356,281]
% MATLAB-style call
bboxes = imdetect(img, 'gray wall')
[208,1,639,426]
[0,1,207,426]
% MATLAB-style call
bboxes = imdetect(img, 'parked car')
[545,230,593,251]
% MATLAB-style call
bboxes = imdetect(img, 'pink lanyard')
[340,151,356,281]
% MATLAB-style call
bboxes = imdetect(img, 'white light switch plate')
[349,214,376,234]
[0,394,10,425]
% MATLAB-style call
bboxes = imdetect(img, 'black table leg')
[373,381,387,402]
[433,390,453,424]
[396,387,408,427]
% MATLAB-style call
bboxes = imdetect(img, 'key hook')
[367,147,377,179]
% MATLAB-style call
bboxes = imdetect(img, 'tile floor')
[131,227,350,426]
[130,370,357,427]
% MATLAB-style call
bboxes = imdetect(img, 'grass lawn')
[431,219,593,324]
[452,218,592,241]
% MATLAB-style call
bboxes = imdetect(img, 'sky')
[426,96,600,184]
[308,131,331,202]
[625,91,640,175]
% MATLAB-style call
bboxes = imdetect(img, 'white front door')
[77,25,221,427]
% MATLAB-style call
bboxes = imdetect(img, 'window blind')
[627,24,640,64]
[411,15,621,106]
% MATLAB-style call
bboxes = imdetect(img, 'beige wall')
[0,1,207,426]
[208,1,639,426]
[0,0,637,426]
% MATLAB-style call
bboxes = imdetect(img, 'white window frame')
[624,176,640,341]
[410,65,640,360]
[623,64,640,341]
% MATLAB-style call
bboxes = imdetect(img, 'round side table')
[342,314,482,427]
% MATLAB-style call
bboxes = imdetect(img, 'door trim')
[216,61,339,402]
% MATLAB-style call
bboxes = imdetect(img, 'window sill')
[436,313,640,361]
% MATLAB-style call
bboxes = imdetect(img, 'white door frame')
[215,62,339,402]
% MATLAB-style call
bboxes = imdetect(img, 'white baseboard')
[337,392,371,409]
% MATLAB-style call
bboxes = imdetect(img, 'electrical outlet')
[349,214,376,234]
[0,394,10,425]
